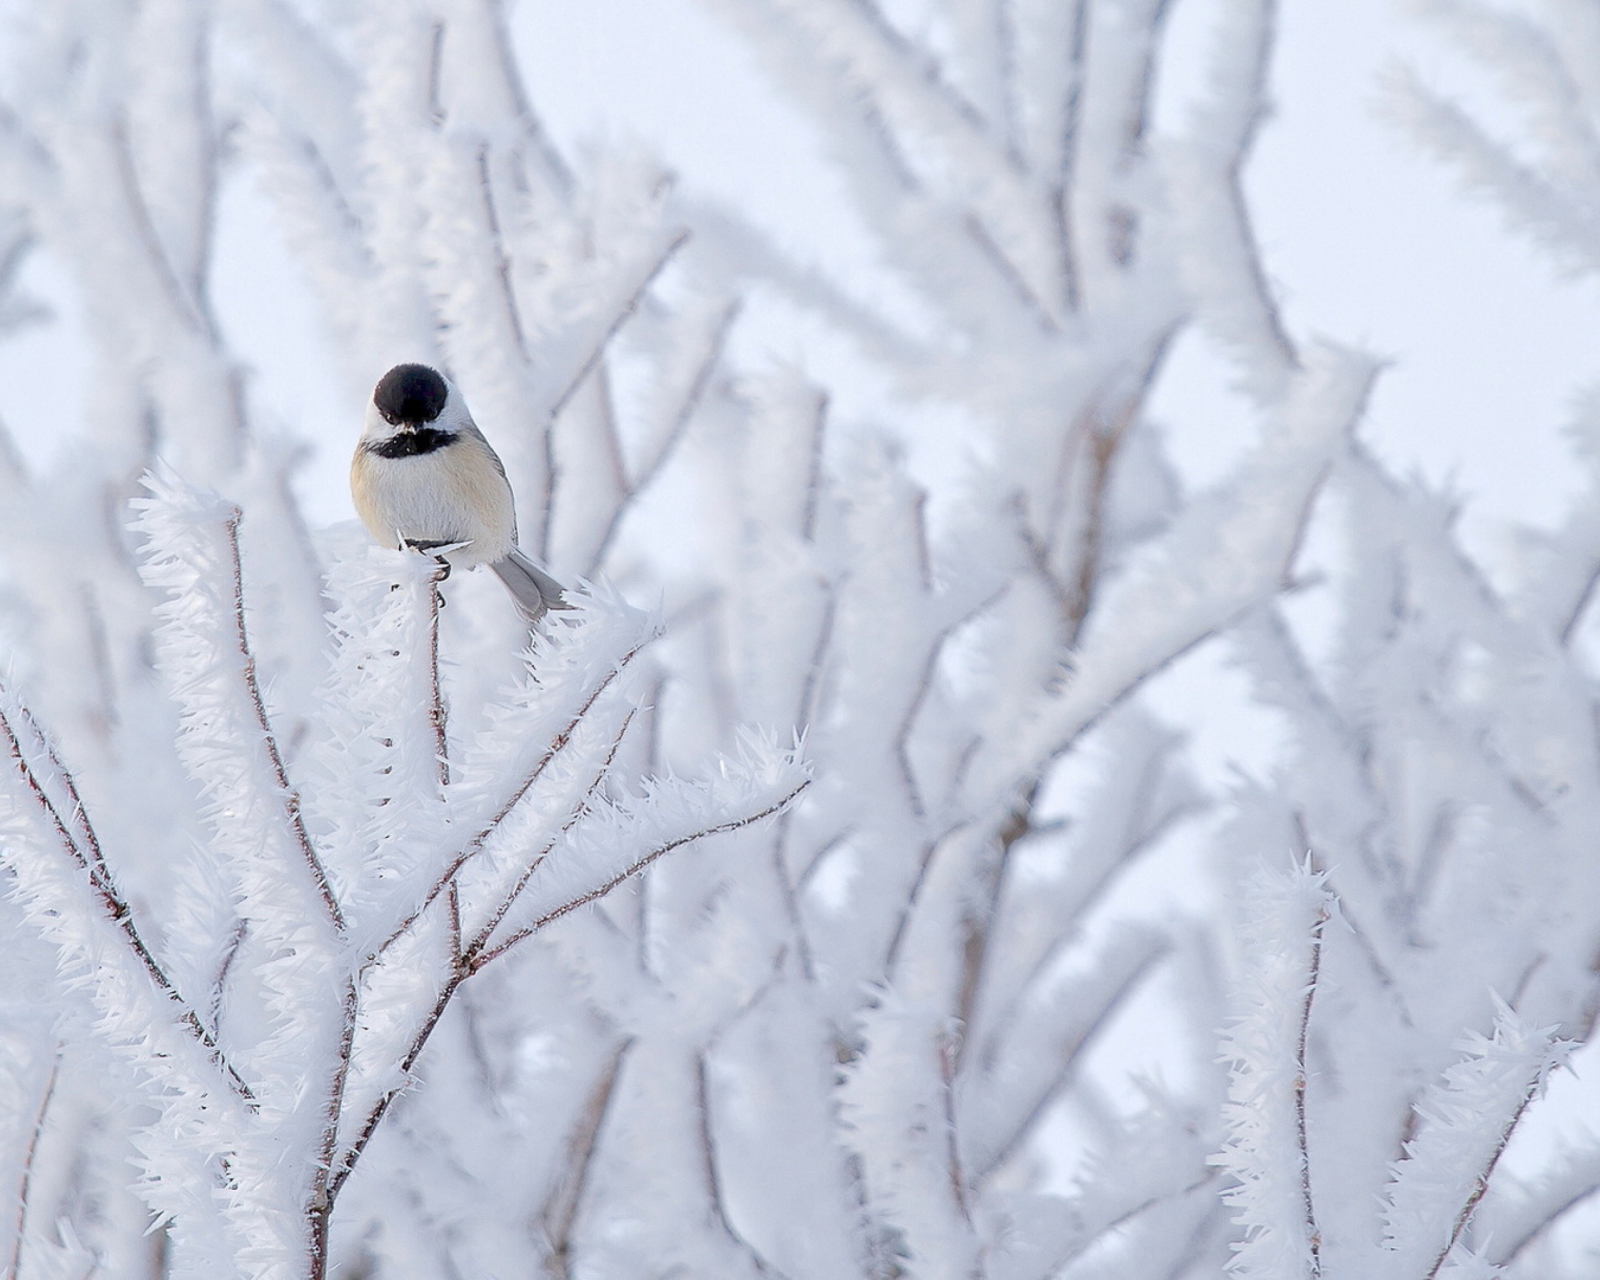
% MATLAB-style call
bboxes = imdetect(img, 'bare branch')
[334,781,805,1204]
[476,144,528,362]
[541,1038,634,1278]
[974,940,1167,1185]
[0,692,255,1104]
[9,1051,58,1280]
[466,707,637,959]
[475,780,809,967]
[694,1052,792,1279]
[224,512,345,934]
[109,114,214,343]
[962,210,1059,333]
[208,918,248,1037]
[1423,1066,1548,1280]
[308,977,360,1280]
[1298,906,1328,1277]
[426,570,449,789]
[584,299,740,576]
[547,230,691,423]
[371,641,647,964]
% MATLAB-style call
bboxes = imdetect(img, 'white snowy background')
[3,0,1600,1277]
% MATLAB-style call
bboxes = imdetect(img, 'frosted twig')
[595,359,628,500]
[370,642,646,962]
[1498,1174,1600,1265]
[938,1025,973,1227]
[14,701,106,879]
[800,390,828,544]
[225,512,345,933]
[426,570,449,789]
[794,586,836,733]
[1297,905,1328,1277]
[309,976,360,1280]
[465,707,637,959]
[475,145,528,361]
[1042,1170,1219,1277]
[584,298,740,576]
[1558,560,1600,645]
[538,228,689,556]
[795,826,852,893]
[892,590,1009,822]
[477,0,572,193]
[884,830,961,977]
[208,919,248,1036]
[474,780,809,966]
[1422,1069,1548,1280]
[110,115,213,342]
[962,210,1059,333]
[541,1038,634,1278]
[951,777,1040,1063]
[852,0,993,137]
[694,1051,790,1278]
[0,693,255,1104]
[333,780,806,1201]
[693,953,794,1275]
[1055,0,1089,308]
[974,940,1167,1184]
[547,230,691,422]
[980,774,1196,1063]
[769,811,815,982]
[9,1052,58,1280]
[447,881,462,962]
[1014,499,1077,621]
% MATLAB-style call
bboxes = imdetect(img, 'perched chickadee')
[352,363,568,621]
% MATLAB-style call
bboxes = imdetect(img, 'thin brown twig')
[541,1038,634,1278]
[475,781,809,968]
[308,977,359,1280]
[448,881,463,963]
[1498,1173,1600,1265]
[975,939,1168,1184]
[331,780,806,1203]
[884,825,969,979]
[938,1026,973,1228]
[584,298,739,577]
[694,1052,789,1279]
[0,697,255,1104]
[426,571,449,789]
[1298,905,1328,1277]
[466,708,636,959]
[476,144,528,361]
[547,230,690,423]
[1423,1058,1551,1280]
[10,1052,59,1280]
[224,512,344,933]
[14,703,107,877]
[370,643,647,964]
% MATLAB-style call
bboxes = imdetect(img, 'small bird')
[352,363,568,621]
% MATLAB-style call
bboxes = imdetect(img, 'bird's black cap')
[374,363,449,426]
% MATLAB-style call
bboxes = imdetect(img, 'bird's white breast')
[351,432,517,568]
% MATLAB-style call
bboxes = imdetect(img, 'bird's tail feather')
[491,548,570,623]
